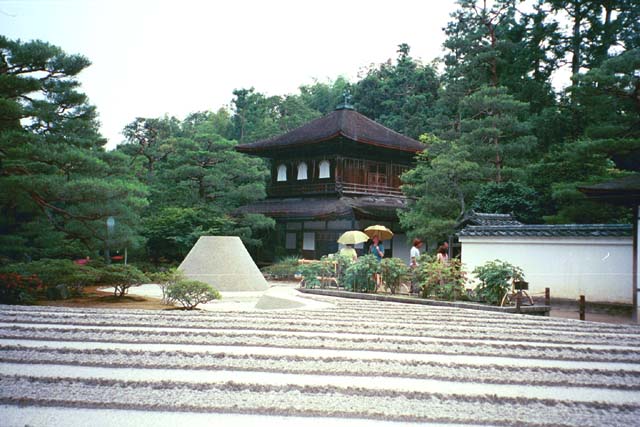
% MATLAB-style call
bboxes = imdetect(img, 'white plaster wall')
[459,236,633,304]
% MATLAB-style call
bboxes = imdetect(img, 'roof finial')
[336,89,354,110]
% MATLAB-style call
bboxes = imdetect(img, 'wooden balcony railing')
[267,182,339,197]
[338,182,404,196]
[267,181,404,197]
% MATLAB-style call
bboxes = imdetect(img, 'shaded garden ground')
[31,281,635,325]
[35,286,168,311]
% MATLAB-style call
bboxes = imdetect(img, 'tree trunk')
[571,2,582,75]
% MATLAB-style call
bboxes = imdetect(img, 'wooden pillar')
[579,295,586,321]
[545,288,550,306]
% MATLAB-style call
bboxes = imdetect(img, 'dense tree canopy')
[117,111,273,261]
[2,0,638,263]
[399,0,639,243]
[0,37,147,261]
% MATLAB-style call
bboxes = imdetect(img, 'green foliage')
[333,253,354,287]
[298,256,336,289]
[473,260,524,306]
[118,111,274,262]
[459,85,537,183]
[380,258,410,294]
[4,12,639,267]
[148,267,185,304]
[231,87,321,143]
[261,256,300,280]
[0,37,148,262]
[0,272,43,304]
[400,139,481,243]
[472,181,543,223]
[142,207,234,262]
[166,279,221,310]
[417,258,467,301]
[343,255,379,293]
[99,264,149,297]
[299,77,351,114]
[0,259,101,299]
[353,44,440,139]
[533,48,640,223]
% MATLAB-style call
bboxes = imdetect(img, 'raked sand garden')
[1,283,640,426]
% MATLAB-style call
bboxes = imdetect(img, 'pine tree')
[0,37,147,260]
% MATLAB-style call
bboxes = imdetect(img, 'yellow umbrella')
[337,230,370,245]
[364,225,394,241]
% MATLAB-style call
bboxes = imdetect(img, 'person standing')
[370,235,385,261]
[409,238,422,294]
[340,244,358,262]
[409,238,422,268]
[436,243,449,263]
[370,235,384,291]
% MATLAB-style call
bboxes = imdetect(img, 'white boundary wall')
[459,236,633,304]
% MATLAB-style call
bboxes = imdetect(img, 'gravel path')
[1,294,640,426]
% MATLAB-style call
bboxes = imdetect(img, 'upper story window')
[297,162,308,180]
[318,160,330,179]
[277,164,287,182]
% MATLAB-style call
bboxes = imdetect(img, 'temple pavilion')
[236,104,424,262]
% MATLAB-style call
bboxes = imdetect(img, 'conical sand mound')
[178,236,268,292]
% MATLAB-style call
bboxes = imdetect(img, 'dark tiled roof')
[237,196,407,221]
[458,224,632,238]
[238,197,352,220]
[346,196,408,221]
[235,109,425,154]
[456,210,522,229]
[579,174,640,205]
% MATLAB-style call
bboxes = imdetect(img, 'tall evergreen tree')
[0,37,147,260]
[118,112,273,261]
[459,85,537,183]
[531,48,640,223]
[230,88,319,143]
[434,0,520,139]
[400,137,481,242]
[298,77,351,114]
[353,44,440,139]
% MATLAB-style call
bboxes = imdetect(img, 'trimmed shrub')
[333,253,354,287]
[166,279,221,310]
[0,273,43,304]
[417,258,467,301]
[0,259,101,300]
[100,265,149,297]
[343,254,379,293]
[261,256,301,280]
[473,260,524,305]
[380,257,410,294]
[148,268,185,304]
[298,256,335,289]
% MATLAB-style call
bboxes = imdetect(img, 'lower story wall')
[459,236,633,304]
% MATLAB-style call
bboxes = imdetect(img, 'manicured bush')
[0,273,43,304]
[261,256,301,280]
[333,253,354,287]
[0,259,101,300]
[343,254,379,292]
[99,265,149,297]
[298,256,335,288]
[417,258,467,301]
[472,260,524,305]
[166,279,221,310]
[380,257,410,294]
[148,268,185,304]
